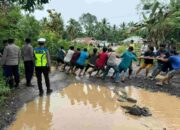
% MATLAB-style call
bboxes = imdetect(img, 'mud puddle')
[8,83,180,130]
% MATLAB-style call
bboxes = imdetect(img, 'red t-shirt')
[96,52,108,68]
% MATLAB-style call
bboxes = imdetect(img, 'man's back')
[22,44,34,61]
[107,52,117,66]
[96,52,108,67]
[77,51,88,65]
[57,48,65,60]
[169,56,180,70]
[64,49,74,62]
[120,51,136,69]
[71,51,80,64]
[2,44,21,65]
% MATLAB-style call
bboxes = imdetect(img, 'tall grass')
[116,43,141,55]
[0,68,10,104]
[0,62,24,104]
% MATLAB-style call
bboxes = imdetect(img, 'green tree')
[42,9,64,39]
[79,13,97,37]
[95,18,110,41]
[120,22,126,30]
[0,6,22,40]
[0,0,49,11]
[110,25,122,43]
[16,14,41,45]
[135,0,180,46]
[66,18,82,40]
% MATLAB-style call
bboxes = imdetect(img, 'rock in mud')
[126,97,137,103]
[117,98,126,102]
[121,105,152,117]
[117,96,137,103]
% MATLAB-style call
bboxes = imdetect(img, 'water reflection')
[60,83,119,113]
[125,86,180,130]
[8,83,173,130]
[9,96,53,130]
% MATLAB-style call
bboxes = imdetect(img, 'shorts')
[95,64,105,70]
[141,53,145,56]
[57,58,64,64]
[168,69,180,77]
[70,62,76,67]
[64,61,71,66]
[119,67,127,73]
[76,64,85,70]
[88,63,95,68]
[129,63,133,70]
[140,63,153,69]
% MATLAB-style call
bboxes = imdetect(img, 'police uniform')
[34,38,52,95]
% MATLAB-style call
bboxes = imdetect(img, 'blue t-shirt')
[169,56,180,70]
[77,51,88,65]
[119,50,137,69]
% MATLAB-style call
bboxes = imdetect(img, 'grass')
[116,43,141,56]
[0,68,10,105]
[0,62,25,105]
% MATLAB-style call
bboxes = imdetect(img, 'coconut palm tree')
[66,18,82,40]
[134,0,180,46]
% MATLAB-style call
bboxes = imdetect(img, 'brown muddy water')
[8,83,180,130]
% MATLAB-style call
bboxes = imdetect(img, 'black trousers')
[24,61,34,85]
[35,67,50,92]
[4,65,20,87]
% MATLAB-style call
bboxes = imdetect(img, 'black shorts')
[76,64,85,70]
[70,62,76,67]
[87,63,95,68]
[57,58,64,64]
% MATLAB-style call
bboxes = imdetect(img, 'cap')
[38,38,46,42]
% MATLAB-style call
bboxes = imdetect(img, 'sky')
[33,0,141,26]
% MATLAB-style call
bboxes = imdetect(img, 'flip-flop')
[156,82,163,86]
[96,75,102,78]
[164,81,170,85]
[121,80,125,83]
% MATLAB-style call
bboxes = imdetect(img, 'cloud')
[85,0,113,4]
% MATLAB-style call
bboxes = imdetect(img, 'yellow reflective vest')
[34,48,48,67]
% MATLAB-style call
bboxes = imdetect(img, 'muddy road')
[1,69,180,130]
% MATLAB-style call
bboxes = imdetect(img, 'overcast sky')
[34,0,142,25]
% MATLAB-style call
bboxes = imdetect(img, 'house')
[122,36,143,44]
[73,37,97,45]
[73,37,112,47]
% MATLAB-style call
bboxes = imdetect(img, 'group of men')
[56,40,180,86]
[136,40,180,86]
[0,38,52,96]
[0,38,179,96]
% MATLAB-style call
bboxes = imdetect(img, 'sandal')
[156,82,163,86]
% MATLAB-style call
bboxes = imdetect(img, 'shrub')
[0,68,10,104]
[116,45,128,54]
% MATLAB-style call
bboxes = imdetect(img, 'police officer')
[22,38,34,87]
[1,39,21,88]
[34,38,52,96]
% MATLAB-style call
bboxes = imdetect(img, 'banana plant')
[133,0,180,46]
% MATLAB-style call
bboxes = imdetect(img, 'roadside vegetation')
[0,69,10,104]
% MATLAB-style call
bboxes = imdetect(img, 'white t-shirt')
[107,52,117,66]
[153,47,157,54]
[140,44,148,54]
[64,49,74,62]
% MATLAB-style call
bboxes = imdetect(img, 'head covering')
[38,38,46,42]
